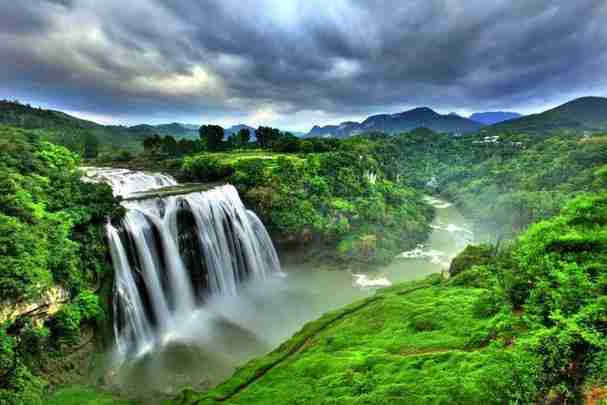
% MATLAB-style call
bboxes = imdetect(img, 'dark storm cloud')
[1,0,606,127]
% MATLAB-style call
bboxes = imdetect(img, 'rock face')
[0,286,69,326]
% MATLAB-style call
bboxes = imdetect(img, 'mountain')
[469,111,522,125]
[224,124,257,141]
[0,100,151,152]
[225,124,256,136]
[130,122,199,139]
[305,107,483,138]
[488,96,607,133]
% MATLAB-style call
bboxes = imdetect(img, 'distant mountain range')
[130,122,199,139]
[131,123,261,141]
[305,97,607,138]
[0,101,264,148]
[3,96,607,150]
[224,124,257,140]
[305,107,483,138]
[469,112,522,125]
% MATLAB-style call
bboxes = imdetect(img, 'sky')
[1,0,606,132]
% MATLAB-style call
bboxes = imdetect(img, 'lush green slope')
[174,278,534,405]
[175,191,607,404]
[0,100,151,154]
[488,96,607,134]
[0,125,122,404]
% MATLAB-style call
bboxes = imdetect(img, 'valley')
[73,168,470,403]
[1,98,607,405]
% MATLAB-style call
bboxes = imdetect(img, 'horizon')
[1,95,596,133]
[1,1,606,131]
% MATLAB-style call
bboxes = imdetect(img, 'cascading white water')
[95,169,280,360]
[82,167,178,197]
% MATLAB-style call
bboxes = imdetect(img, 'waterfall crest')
[82,167,178,197]
[95,169,280,360]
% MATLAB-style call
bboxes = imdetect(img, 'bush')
[181,155,234,181]
[449,244,494,277]
[51,304,82,345]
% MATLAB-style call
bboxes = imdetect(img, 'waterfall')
[95,170,281,360]
[81,167,178,197]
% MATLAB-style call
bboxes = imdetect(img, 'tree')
[82,133,99,159]
[199,125,224,151]
[143,134,162,155]
[237,128,251,145]
[272,133,301,153]
[176,139,196,156]
[227,128,252,149]
[161,135,177,156]
[256,126,281,148]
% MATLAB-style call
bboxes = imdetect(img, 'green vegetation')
[175,191,607,404]
[0,100,153,155]
[0,125,121,404]
[344,128,607,240]
[175,276,533,404]
[2,96,607,404]
[47,386,133,405]
[489,96,607,134]
[181,148,433,265]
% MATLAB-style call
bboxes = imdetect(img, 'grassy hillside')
[175,191,607,404]
[487,96,607,134]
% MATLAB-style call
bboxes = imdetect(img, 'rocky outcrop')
[0,286,69,326]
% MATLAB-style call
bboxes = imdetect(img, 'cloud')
[1,0,606,129]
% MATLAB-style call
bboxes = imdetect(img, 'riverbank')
[174,276,509,404]
[174,191,607,404]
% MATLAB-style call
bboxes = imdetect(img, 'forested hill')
[487,96,607,134]
[129,123,199,140]
[0,100,152,153]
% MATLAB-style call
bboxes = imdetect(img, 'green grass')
[48,386,133,405]
[198,149,304,166]
[172,277,534,405]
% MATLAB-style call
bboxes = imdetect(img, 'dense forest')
[0,125,122,403]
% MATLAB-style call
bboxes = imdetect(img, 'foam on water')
[353,274,392,288]
[397,244,452,268]
[430,222,473,234]
[424,196,453,209]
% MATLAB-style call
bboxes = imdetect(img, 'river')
[83,168,473,401]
